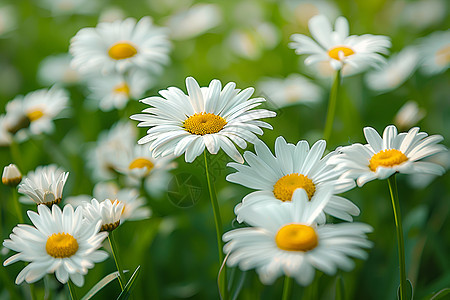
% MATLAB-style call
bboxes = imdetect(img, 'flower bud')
[2,164,22,187]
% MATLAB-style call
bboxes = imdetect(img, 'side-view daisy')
[18,164,69,206]
[227,137,360,221]
[2,204,108,287]
[417,30,450,75]
[82,198,124,232]
[328,125,447,186]
[131,77,276,163]
[223,188,373,286]
[70,17,170,75]
[289,14,391,72]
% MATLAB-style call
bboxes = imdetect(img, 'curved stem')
[12,189,24,224]
[67,280,78,300]
[108,231,125,290]
[282,276,293,300]
[204,151,228,300]
[387,175,407,300]
[323,69,341,142]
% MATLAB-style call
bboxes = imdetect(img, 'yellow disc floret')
[27,110,44,122]
[369,149,408,172]
[108,42,138,60]
[183,112,227,135]
[435,45,450,67]
[129,157,154,175]
[275,224,318,251]
[273,173,316,201]
[113,82,130,96]
[328,46,355,60]
[46,233,79,258]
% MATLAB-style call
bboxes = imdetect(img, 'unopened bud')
[2,164,22,187]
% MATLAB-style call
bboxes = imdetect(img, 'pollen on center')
[129,158,154,175]
[273,173,316,201]
[275,223,318,252]
[328,46,355,60]
[46,233,79,258]
[108,42,138,60]
[183,112,227,135]
[369,149,408,172]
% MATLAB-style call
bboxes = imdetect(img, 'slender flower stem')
[12,189,24,224]
[204,151,228,300]
[387,175,407,300]
[108,231,126,290]
[282,276,293,300]
[323,69,341,142]
[67,280,78,300]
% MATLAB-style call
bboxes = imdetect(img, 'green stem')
[323,69,341,142]
[282,276,293,300]
[204,151,228,300]
[387,175,407,300]
[12,189,24,223]
[67,280,77,300]
[9,140,23,171]
[108,231,125,290]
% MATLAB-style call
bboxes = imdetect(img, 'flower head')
[131,77,276,163]
[418,30,450,76]
[2,163,22,187]
[289,14,391,72]
[328,125,447,186]
[82,199,124,232]
[3,204,108,287]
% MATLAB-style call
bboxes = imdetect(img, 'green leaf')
[397,279,413,300]
[425,288,450,300]
[117,265,141,300]
[81,270,129,300]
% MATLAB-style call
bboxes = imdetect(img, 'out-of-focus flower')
[257,74,322,108]
[37,0,100,16]
[86,70,153,111]
[0,5,17,37]
[3,204,108,287]
[281,0,339,28]
[365,47,420,93]
[223,188,373,285]
[82,199,124,231]
[2,163,22,187]
[70,17,171,75]
[418,30,450,76]
[18,165,69,206]
[227,137,359,222]
[328,125,447,187]
[98,6,125,23]
[408,151,450,188]
[5,87,69,137]
[131,77,276,163]
[394,101,426,131]
[0,115,13,146]
[290,14,391,73]
[399,0,446,31]
[37,54,81,86]
[166,4,222,40]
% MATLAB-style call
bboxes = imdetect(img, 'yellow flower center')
[183,112,227,135]
[328,46,355,60]
[27,110,44,122]
[101,220,120,232]
[435,45,450,67]
[46,233,79,258]
[128,157,154,175]
[113,82,130,96]
[369,149,408,172]
[275,224,318,251]
[273,173,316,201]
[108,42,138,60]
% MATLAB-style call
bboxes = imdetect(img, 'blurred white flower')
[281,0,340,28]
[166,4,222,40]
[418,30,450,76]
[365,47,420,93]
[0,115,13,146]
[399,0,446,31]
[98,6,126,23]
[394,101,426,131]
[37,0,100,16]
[83,198,124,231]
[37,54,81,86]
[0,5,17,37]
[2,163,22,187]
[257,74,322,108]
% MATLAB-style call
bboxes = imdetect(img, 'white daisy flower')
[227,137,360,222]
[131,77,276,163]
[2,163,22,187]
[365,47,420,94]
[37,0,100,16]
[0,5,17,37]
[399,0,446,31]
[257,74,323,108]
[223,188,373,286]
[289,14,391,72]
[86,70,153,111]
[0,115,13,146]
[418,30,450,76]
[37,54,81,86]
[394,101,426,131]
[328,125,447,187]
[18,165,69,206]
[5,87,69,136]
[82,198,124,231]
[280,0,340,28]
[2,204,108,287]
[70,17,170,75]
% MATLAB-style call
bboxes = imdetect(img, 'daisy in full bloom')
[227,137,359,222]
[2,204,108,286]
[18,165,69,206]
[131,77,276,163]
[4,87,69,136]
[70,17,170,75]
[82,198,124,231]
[289,14,391,72]
[223,188,373,285]
[328,125,447,187]
[418,30,450,76]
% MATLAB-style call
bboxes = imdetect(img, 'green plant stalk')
[387,175,407,300]
[203,151,228,300]
[67,280,78,300]
[282,276,293,300]
[12,189,24,224]
[108,231,126,291]
[323,69,341,142]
